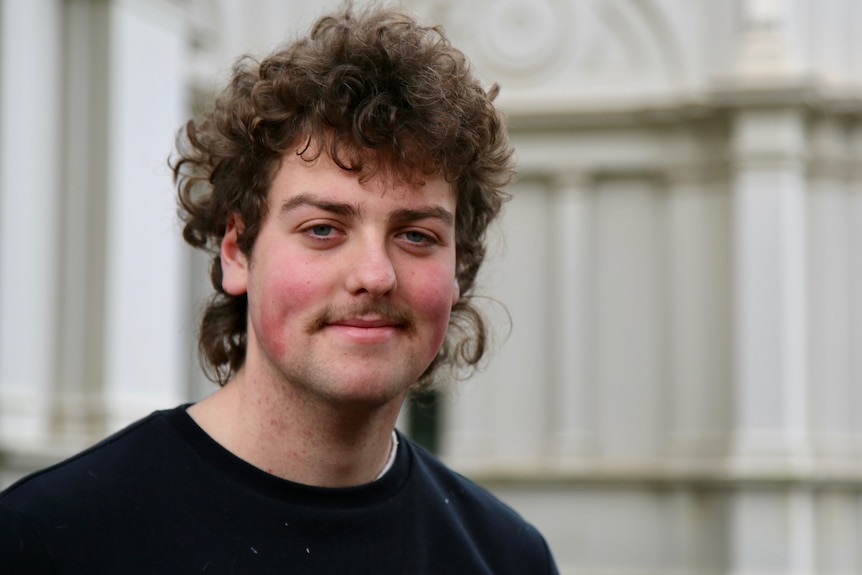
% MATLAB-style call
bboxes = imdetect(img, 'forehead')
[270,149,455,208]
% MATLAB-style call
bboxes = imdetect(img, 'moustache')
[307,303,416,334]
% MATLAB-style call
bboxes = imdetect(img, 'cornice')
[453,459,862,489]
[503,76,862,132]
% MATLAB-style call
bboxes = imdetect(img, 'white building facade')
[2,1,862,574]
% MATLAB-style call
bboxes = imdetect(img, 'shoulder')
[0,406,192,570]
[0,406,190,539]
[400,435,558,573]
[0,499,56,574]
[1,407,181,507]
[403,435,522,522]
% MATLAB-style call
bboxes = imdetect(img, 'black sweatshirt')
[1,405,559,574]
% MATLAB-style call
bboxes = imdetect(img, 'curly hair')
[172,4,514,388]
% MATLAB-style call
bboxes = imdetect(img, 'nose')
[345,239,397,298]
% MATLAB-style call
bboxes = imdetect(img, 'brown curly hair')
[172,4,513,388]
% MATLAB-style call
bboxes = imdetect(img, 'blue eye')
[404,230,429,243]
[310,225,334,237]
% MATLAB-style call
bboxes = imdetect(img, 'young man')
[1,5,559,573]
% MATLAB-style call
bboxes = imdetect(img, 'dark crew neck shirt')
[0,405,559,574]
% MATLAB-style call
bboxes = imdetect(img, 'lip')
[331,317,403,329]
[325,317,403,344]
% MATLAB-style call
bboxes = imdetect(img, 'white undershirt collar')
[374,430,399,481]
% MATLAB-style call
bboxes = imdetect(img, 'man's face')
[220,150,459,407]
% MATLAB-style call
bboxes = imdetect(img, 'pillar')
[0,0,64,446]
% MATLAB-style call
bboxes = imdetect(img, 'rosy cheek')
[255,301,289,359]
[253,264,320,359]
[410,270,458,344]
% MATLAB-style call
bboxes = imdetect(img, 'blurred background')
[2,0,862,573]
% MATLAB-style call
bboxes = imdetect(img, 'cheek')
[251,262,323,357]
[407,267,458,339]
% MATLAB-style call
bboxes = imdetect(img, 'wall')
[2,1,861,573]
[429,1,862,573]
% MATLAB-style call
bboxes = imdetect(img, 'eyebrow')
[389,207,454,226]
[280,194,454,226]
[280,194,359,218]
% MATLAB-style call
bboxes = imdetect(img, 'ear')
[221,216,248,296]
[451,277,460,307]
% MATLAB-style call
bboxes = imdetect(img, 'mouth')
[330,317,404,329]
[323,317,405,345]
[309,305,415,343]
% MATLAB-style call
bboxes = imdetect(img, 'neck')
[188,369,405,487]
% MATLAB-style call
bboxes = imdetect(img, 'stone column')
[548,172,596,463]
[487,179,552,466]
[101,0,190,430]
[0,0,64,446]
[441,178,552,472]
[730,107,809,464]
[51,0,112,445]
[807,115,853,459]
[729,487,815,575]
[664,130,732,461]
[728,106,813,575]
[851,121,862,459]
[592,173,667,460]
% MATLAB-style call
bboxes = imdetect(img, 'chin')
[313,377,411,410]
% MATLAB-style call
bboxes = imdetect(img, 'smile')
[324,320,403,344]
[330,317,404,329]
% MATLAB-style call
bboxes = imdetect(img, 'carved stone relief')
[414,0,684,104]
